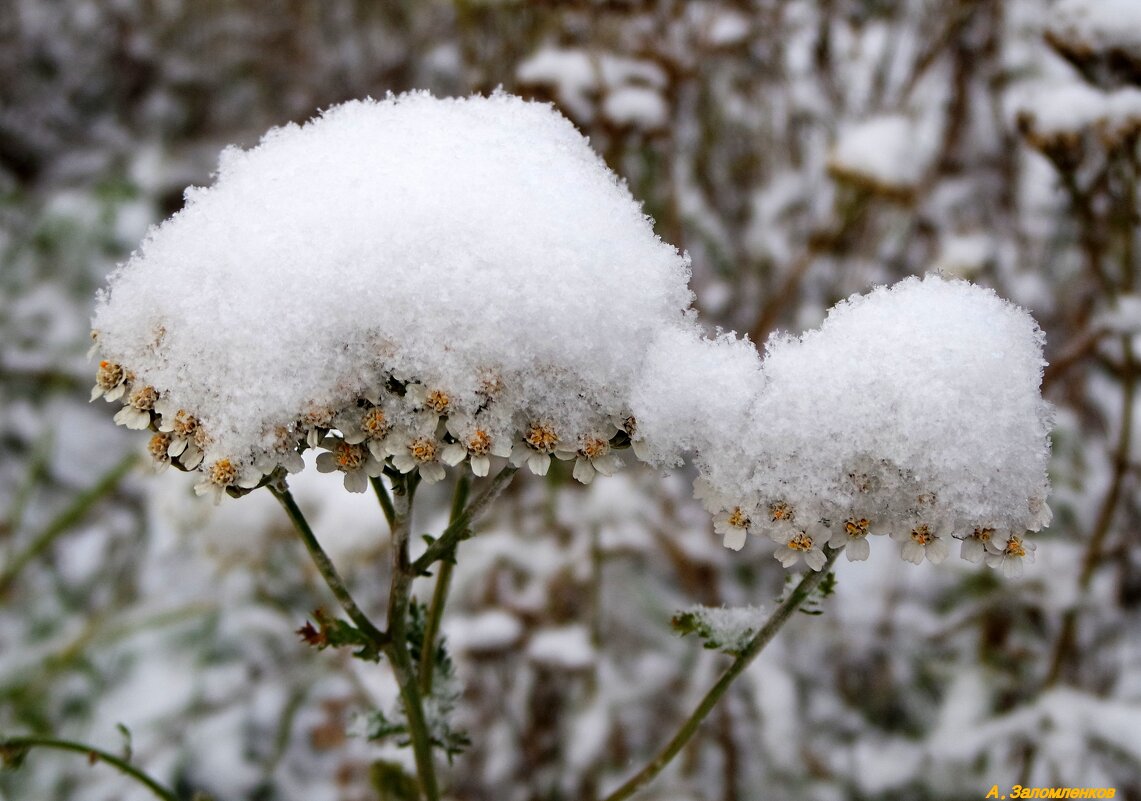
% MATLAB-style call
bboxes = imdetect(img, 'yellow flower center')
[209,459,238,486]
[973,527,994,542]
[148,433,172,460]
[769,502,794,522]
[425,389,450,414]
[129,385,158,411]
[727,506,750,528]
[844,518,870,538]
[467,428,492,456]
[335,441,365,470]
[409,437,437,463]
[173,410,198,438]
[303,407,334,428]
[525,422,559,453]
[97,360,124,389]
[788,532,814,552]
[911,524,934,545]
[582,437,609,460]
[361,407,389,437]
[1005,536,1027,558]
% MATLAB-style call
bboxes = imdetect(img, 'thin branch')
[411,466,518,575]
[0,452,138,597]
[370,475,396,529]
[601,547,841,801]
[0,735,178,801]
[418,473,471,693]
[267,478,390,646]
[382,474,440,801]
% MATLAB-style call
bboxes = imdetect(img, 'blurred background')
[1,1,1139,799]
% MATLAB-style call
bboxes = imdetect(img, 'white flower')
[300,406,336,449]
[112,385,158,430]
[338,404,394,460]
[441,414,511,477]
[194,458,263,505]
[387,431,447,483]
[571,436,622,484]
[959,526,1009,564]
[155,399,205,470]
[828,517,871,561]
[713,505,752,551]
[985,533,1035,578]
[510,421,573,476]
[405,383,452,419]
[90,360,129,402]
[146,433,173,473]
[894,524,950,565]
[774,530,828,571]
[316,437,385,493]
[760,500,797,542]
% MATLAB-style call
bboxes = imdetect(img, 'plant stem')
[0,735,178,801]
[601,547,841,801]
[411,466,517,575]
[382,475,440,801]
[370,475,396,529]
[267,479,390,646]
[0,452,138,597]
[418,474,471,693]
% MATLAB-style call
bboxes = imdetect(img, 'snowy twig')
[602,547,841,801]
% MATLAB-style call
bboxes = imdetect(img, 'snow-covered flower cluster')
[90,91,1051,573]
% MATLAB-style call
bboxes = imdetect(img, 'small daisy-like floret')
[511,421,570,476]
[113,385,158,430]
[896,524,950,565]
[713,505,752,551]
[572,436,622,484]
[985,533,1036,578]
[775,531,828,571]
[828,517,871,561]
[960,526,1009,564]
[442,416,511,477]
[147,433,173,471]
[91,360,128,402]
[388,432,447,484]
[316,438,384,493]
[194,458,262,505]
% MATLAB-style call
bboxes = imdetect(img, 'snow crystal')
[828,115,935,195]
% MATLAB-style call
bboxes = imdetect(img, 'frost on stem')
[91,92,1051,572]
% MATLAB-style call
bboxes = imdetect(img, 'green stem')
[383,475,440,801]
[418,474,471,693]
[370,475,396,529]
[411,466,517,575]
[601,548,841,801]
[267,479,390,646]
[0,452,138,596]
[0,735,178,801]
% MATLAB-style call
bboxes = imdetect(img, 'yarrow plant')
[61,91,1053,799]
